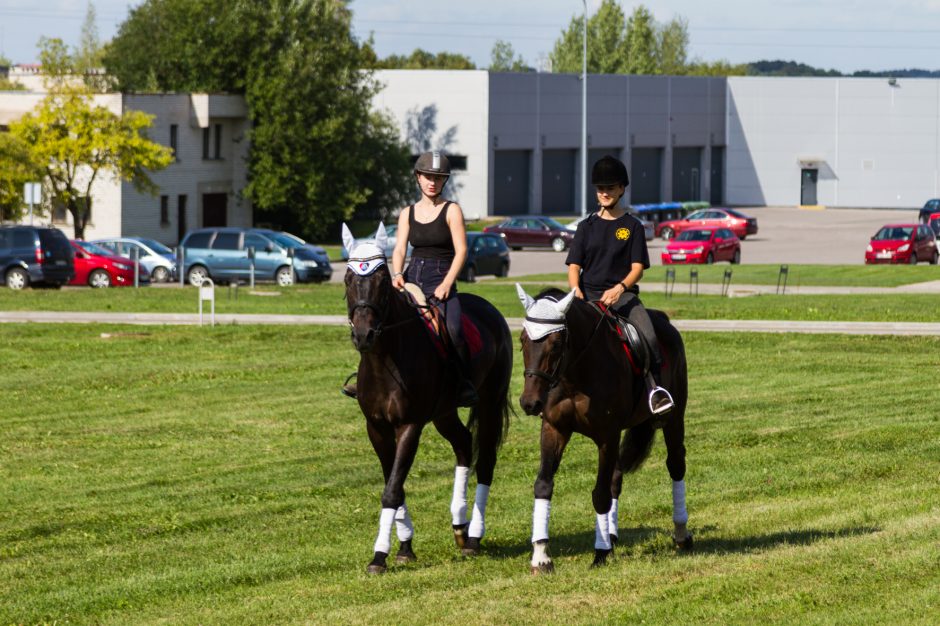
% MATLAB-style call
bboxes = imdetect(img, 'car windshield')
[724,209,748,218]
[75,240,117,257]
[676,230,713,242]
[271,232,305,249]
[134,238,173,255]
[540,218,567,230]
[873,226,914,241]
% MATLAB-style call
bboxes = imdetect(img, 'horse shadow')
[688,524,881,555]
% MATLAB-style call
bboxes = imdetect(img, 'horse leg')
[367,422,424,574]
[590,434,621,568]
[662,416,692,550]
[608,462,624,548]
[531,421,571,575]
[432,410,474,551]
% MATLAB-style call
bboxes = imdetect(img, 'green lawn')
[1,324,937,623]
[1,280,939,322]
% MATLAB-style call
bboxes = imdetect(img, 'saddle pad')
[400,283,483,359]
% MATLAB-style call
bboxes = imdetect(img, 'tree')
[656,16,689,76]
[370,49,476,70]
[590,0,628,73]
[549,14,585,74]
[0,134,43,222]
[74,2,110,91]
[490,40,528,72]
[7,40,173,239]
[623,5,657,75]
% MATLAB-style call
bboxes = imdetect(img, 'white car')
[91,237,177,282]
[565,213,654,240]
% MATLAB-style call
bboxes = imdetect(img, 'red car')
[865,224,938,265]
[483,216,575,252]
[661,228,741,265]
[70,240,150,287]
[656,208,758,240]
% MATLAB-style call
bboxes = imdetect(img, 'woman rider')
[343,151,478,406]
[565,155,674,414]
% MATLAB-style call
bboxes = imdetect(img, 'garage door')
[541,150,576,215]
[494,150,530,215]
[710,147,724,205]
[672,147,702,202]
[630,148,662,204]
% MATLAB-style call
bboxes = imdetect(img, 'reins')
[523,301,609,388]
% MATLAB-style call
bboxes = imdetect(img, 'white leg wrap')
[531,539,551,568]
[468,483,490,539]
[373,507,396,554]
[672,480,688,524]
[595,513,612,550]
[607,498,619,540]
[395,503,414,542]
[450,466,470,526]
[532,498,551,543]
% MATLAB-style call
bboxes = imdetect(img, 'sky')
[2,0,940,74]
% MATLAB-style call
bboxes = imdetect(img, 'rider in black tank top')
[408,201,455,261]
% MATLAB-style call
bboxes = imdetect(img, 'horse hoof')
[530,562,555,575]
[396,540,417,563]
[609,534,619,547]
[453,523,469,549]
[461,536,481,557]
[674,533,694,551]
[367,551,388,574]
[591,548,612,568]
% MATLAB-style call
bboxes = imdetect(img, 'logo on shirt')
[615,228,631,241]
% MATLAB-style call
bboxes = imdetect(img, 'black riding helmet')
[414,150,451,178]
[591,155,630,187]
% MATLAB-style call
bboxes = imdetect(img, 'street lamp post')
[581,0,588,216]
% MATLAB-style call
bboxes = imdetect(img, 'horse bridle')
[522,306,608,388]
[346,261,426,335]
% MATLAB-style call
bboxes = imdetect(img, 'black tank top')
[408,202,455,261]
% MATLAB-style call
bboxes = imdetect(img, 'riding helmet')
[414,150,451,177]
[591,155,630,187]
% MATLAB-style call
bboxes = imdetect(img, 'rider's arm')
[568,263,584,298]
[442,203,468,289]
[391,208,410,286]
[619,262,644,292]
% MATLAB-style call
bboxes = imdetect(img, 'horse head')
[516,284,576,416]
[343,222,391,353]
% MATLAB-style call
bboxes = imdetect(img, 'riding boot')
[451,341,479,408]
[341,372,358,399]
[645,362,674,415]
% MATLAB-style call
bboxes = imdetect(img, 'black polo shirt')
[565,212,650,294]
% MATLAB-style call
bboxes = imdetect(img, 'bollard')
[247,245,256,289]
[689,268,699,296]
[776,264,789,295]
[287,247,295,285]
[665,267,676,298]
[721,268,733,297]
[178,246,186,287]
[228,280,239,301]
[198,278,215,326]
[133,247,140,288]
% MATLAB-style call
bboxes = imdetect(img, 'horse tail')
[618,420,656,474]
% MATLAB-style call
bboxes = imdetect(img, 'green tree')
[623,5,657,74]
[548,13,585,74]
[74,2,111,91]
[590,0,628,73]
[8,40,173,239]
[687,59,750,76]
[656,16,689,76]
[490,40,528,72]
[0,134,43,222]
[371,49,476,70]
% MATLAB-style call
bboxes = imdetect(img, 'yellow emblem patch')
[615,228,631,241]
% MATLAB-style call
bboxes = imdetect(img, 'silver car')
[91,237,177,282]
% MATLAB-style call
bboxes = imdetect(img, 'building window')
[160,195,169,225]
[52,200,68,223]
[202,127,211,159]
[169,124,178,160]
[214,123,222,160]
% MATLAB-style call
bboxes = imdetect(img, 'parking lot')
[328,205,922,282]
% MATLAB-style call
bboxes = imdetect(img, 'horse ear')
[557,289,577,314]
[515,283,535,311]
[374,222,389,254]
[341,223,356,255]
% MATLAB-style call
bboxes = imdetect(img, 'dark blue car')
[459,232,510,282]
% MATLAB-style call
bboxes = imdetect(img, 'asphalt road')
[329,206,923,282]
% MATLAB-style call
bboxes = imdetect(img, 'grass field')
[1,324,938,624]
[1,278,938,323]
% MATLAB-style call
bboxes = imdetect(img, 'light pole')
[581,0,588,216]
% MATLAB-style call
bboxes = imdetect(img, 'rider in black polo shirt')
[566,155,674,414]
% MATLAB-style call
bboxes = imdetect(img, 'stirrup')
[341,372,358,399]
[648,386,674,415]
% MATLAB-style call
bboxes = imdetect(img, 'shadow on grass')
[689,524,882,554]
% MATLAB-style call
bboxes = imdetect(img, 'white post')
[581,0,588,217]
[198,278,215,327]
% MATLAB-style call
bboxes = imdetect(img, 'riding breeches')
[585,290,662,368]
[405,256,464,347]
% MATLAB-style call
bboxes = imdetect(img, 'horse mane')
[535,287,567,301]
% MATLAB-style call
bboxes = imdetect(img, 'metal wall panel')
[631,148,663,204]
[541,149,576,215]
[672,147,703,201]
[494,150,530,214]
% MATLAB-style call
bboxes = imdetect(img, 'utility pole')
[581,0,588,216]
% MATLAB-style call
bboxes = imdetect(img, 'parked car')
[179,227,332,285]
[252,229,333,279]
[865,223,938,264]
[927,212,940,239]
[565,213,655,240]
[459,232,511,282]
[91,236,176,282]
[661,228,741,265]
[340,223,412,261]
[655,208,758,241]
[0,225,74,289]
[70,240,150,287]
[483,216,575,251]
[918,199,940,223]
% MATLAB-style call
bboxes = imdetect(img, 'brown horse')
[343,224,512,574]
[516,285,691,573]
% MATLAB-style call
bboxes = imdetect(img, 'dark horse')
[516,285,691,574]
[343,224,512,574]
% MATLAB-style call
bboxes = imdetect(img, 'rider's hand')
[392,273,405,290]
[572,287,584,300]
[434,282,451,301]
[600,284,624,306]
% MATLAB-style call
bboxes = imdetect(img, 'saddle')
[400,283,482,359]
[592,303,649,376]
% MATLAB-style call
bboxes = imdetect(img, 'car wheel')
[88,269,111,288]
[932,250,939,265]
[276,266,294,286]
[5,267,28,290]
[739,234,747,241]
[511,246,522,251]
[705,252,714,264]
[465,265,476,283]
[152,266,169,282]
[187,265,209,286]
[496,261,509,277]
[660,227,675,240]
[909,253,918,265]
[732,249,741,264]
[551,237,566,252]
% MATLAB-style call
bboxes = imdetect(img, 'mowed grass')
[1,324,938,624]
[0,279,939,322]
